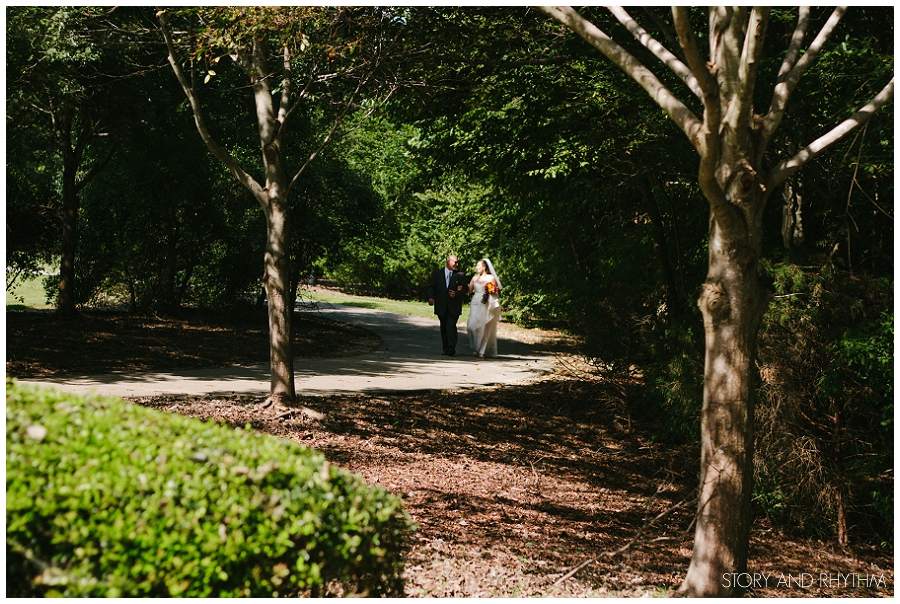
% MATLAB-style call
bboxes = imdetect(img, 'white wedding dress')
[467,278,501,358]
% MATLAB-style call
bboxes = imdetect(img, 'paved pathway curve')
[22,303,558,398]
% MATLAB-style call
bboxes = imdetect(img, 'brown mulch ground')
[5,307,894,597]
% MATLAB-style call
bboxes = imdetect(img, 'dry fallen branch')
[552,493,698,587]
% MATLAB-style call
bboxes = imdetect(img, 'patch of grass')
[6,274,52,310]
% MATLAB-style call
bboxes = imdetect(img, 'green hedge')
[6,380,412,597]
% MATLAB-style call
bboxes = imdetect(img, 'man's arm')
[447,272,464,299]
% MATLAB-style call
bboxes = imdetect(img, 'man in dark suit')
[427,254,465,356]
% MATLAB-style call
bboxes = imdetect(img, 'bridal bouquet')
[482,282,498,304]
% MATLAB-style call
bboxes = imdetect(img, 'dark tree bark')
[53,103,118,319]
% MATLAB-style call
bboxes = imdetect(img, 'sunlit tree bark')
[538,5,893,596]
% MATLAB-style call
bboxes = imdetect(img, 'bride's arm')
[467,276,475,294]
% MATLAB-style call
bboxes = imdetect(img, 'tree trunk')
[264,194,296,404]
[177,265,193,308]
[58,159,79,319]
[56,108,81,319]
[53,104,115,319]
[159,207,179,313]
[535,5,893,598]
[781,178,806,258]
[158,15,382,405]
[680,162,772,597]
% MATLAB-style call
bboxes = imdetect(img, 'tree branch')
[551,494,697,587]
[606,6,702,100]
[642,7,680,54]
[729,7,769,133]
[670,7,721,135]
[72,106,94,162]
[75,135,120,194]
[277,45,291,126]
[157,11,267,207]
[707,6,744,99]
[763,7,847,145]
[286,76,368,194]
[288,79,397,198]
[249,37,278,149]
[538,6,702,146]
[671,7,733,231]
[767,78,894,190]
[776,6,810,80]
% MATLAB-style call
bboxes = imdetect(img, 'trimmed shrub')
[6,380,412,597]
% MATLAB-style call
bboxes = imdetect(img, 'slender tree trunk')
[56,109,81,319]
[177,265,193,308]
[58,159,79,318]
[781,178,806,260]
[263,193,295,403]
[160,207,179,313]
[52,103,115,319]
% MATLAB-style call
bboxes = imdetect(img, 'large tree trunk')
[680,158,771,597]
[536,4,893,598]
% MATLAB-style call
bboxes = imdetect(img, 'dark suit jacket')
[427,267,465,317]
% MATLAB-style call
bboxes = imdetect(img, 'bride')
[466,258,502,359]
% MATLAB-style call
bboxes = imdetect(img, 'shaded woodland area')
[6,6,893,596]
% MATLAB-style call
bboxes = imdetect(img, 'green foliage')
[179,6,322,57]
[290,148,386,289]
[870,490,893,547]
[72,92,259,311]
[638,314,705,443]
[754,262,893,542]
[319,114,501,298]
[5,168,58,292]
[752,462,788,524]
[353,7,710,322]
[6,380,412,597]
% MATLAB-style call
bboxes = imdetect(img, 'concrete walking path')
[21,303,558,399]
